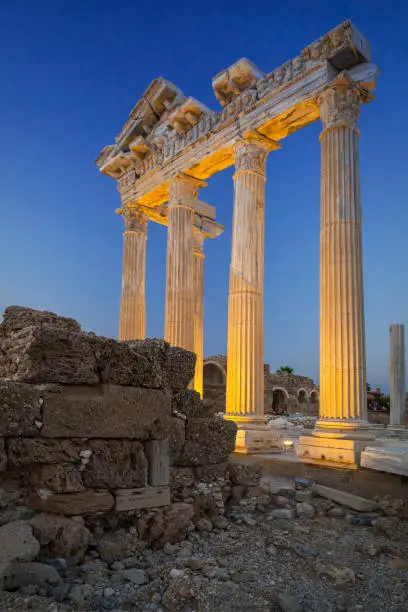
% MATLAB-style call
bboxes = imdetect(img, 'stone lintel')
[302,20,371,70]
[239,129,281,152]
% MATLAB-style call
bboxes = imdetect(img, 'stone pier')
[297,77,373,468]
[389,324,406,429]
[117,206,148,341]
[225,132,280,453]
[165,174,205,352]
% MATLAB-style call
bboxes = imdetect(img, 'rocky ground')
[1,476,408,612]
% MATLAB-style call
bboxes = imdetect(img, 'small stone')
[121,568,148,585]
[327,506,347,518]
[296,502,315,518]
[3,561,61,590]
[53,583,71,602]
[196,518,213,532]
[315,562,356,586]
[293,544,316,559]
[270,508,296,520]
[212,515,228,530]
[266,545,278,556]
[389,557,408,570]
[241,514,257,527]
[272,495,290,507]
[169,568,185,578]
[0,520,40,565]
[295,489,313,503]
[20,585,39,596]
[272,589,302,612]
[69,583,94,605]
[104,587,115,597]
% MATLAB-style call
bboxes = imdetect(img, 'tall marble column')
[297,79,372,468]
[390,324,406,427]
[193,228,205,397]
[118,206,148,341]
[225,133,280,453]
[165,174,204,352]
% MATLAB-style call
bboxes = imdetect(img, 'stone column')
[389,324,406,428]
[118,206,148,341]
[297,79,372,468]
[225,132,281,453]
[193,228,205,397]
[165,174,204,352]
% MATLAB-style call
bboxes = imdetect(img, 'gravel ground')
[1,480,408,612]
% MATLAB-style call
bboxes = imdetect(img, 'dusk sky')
[1,1,407,392]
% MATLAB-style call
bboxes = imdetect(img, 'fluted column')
[318,81,367,427]
[165,174,204,351]
[118,206,148,341]
[390,324,406,427]
[193,228,205,397]
[225,134,278,423]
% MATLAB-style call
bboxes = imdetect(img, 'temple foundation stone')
[389,324,406,432]
[225,132,281,453]
[118,206,148,341]
[165,174,205,353]
[297,78,373,468]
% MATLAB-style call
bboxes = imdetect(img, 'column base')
[297,419,375,469]
[224,415,281,454]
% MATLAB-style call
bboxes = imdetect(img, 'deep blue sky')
[1,1,407,391]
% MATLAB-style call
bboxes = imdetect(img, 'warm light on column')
[193,228,205,397]
[318,78,367,424]
[117,206,148,341]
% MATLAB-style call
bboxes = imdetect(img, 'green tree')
[379,394,390,412]
[276,366,294,375]
[366,383,371,392]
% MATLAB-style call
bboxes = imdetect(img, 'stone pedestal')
[193,229,205,397]
[165,174,205,352]
[225,132,280,453]
[297,78,372,468]
[389,324,406,431]
[117,207,148,341]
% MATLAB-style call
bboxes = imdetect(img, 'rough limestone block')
[41,385,171,439]
[178,418,237,466]
[115,486,170,512]
[29,513,91,565]
[172,390,217,419]
[170,466,195,488]
[228,462,262,486]
[82,440,147,489]
[0,438,6,472]
[0,380,43,436]
[28,490,114,515]
[312,484,378,512]
[91,336,164,388]
[2,561,61,590]
[0,306,80,335]
[0,521,40,564]
[165,347,196,391]
[0,325,99,385]
[29,464,84,494]
[7,438,80,466]
[361,445,408,477]
[145,440,170,486]
[169,418,186,466]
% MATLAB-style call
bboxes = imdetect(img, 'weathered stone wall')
[0,306,237,564]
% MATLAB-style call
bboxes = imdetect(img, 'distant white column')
[118,206,148,341]
[390,324,406,427]
[193,228,205,397]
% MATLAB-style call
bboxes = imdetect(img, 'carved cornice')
[116,206,148,234]
[318,78,361,131]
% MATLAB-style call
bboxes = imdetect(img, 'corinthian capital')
[116,206,148,234]
[318,84,361,131]
[233,130,280,177]
[168,174,207,208]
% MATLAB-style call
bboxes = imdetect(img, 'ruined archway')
[272,388,288,415]
[298,389,307,404]
[203,360,227,412]
[310,390,318,404]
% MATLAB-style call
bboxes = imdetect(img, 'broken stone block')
[166,347,196,391]
[312,484,378,512]
[115,486,170,512]
[29,464,84,493]
[170,467,195,489]
[7,438,80,466]
[195,462,229,481]
[82,440,147,489]
[41,385,171,439]
[148,502,194,547]
[228,462,262,486]
[2,561,61,590]
[0,521,40,565]
[29,513,91,565]
[145,440,170,486]
[0,306,80,335]
[29,489,114,515]
[97,530,146,563]
[0,325,99,385]
[0,381,43,436]
[169,417,186,466]
[178,417,237,466]
[0,438,6,472]
[172,390,217,418]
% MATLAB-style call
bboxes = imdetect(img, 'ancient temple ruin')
[96,21,379,462]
